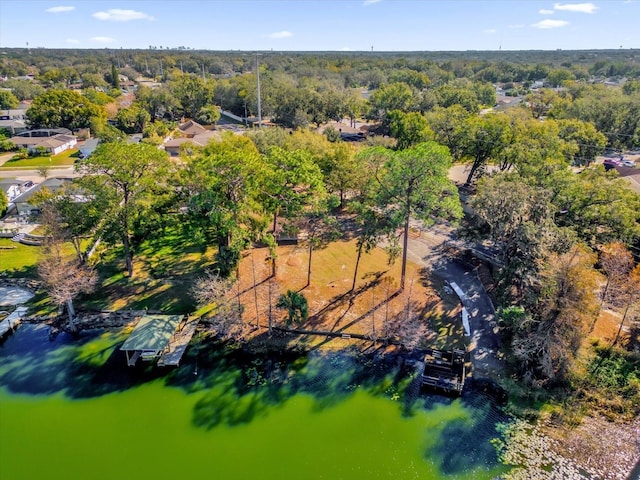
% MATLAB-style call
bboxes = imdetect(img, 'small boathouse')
[121,314,198,367]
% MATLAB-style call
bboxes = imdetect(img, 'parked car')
[622,160,636,168]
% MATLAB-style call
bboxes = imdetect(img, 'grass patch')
[0,148,79,169]
[0,238,41,277]
[232,238,462,350]
[83,231,216,314]
[0,237,83,277]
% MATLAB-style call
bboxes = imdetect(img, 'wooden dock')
[0,307,27,339]
[157,318,200,367]
[421,348,466,395]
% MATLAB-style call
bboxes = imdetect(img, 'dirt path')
[406,225,506,383]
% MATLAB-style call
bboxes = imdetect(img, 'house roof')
[0,109,27,119]
[0,119,27,129]
[179,120,206,136]
[15,128,72,138]
[41,135,76,149]
[12,178,72,204]
[165,130,221,149]
[10,133,76,149]
[0,179,26,194]
[164,137,197,148]
[80,138,100,154]
[120,314,182,352]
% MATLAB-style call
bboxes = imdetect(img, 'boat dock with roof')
[120,314,198,367]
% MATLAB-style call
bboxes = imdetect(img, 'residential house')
[14,127,72,138]
[0,108,27,120]
[10,134,77,155]
[0,108,28,135]
[164,130,221,157]
[178,120,207,138]
[0,180,32,216]
[0,119,27,135]
[7,178,73,216]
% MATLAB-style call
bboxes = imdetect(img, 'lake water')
[0,325,509,480]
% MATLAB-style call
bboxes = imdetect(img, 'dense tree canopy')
[26,89,106,131]
[0,90,19,109]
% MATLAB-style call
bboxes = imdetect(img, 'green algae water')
[0,325,508,480]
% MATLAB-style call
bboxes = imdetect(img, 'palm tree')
[276,290,308,326]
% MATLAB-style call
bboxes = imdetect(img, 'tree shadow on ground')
[2,264,39,279]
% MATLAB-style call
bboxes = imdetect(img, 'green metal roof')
[120,314,182,352]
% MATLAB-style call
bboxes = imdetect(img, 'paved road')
[0,153,79,180]
[0,166,79,180]
[406,226,505,382]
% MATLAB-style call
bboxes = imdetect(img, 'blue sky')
[1,1,639,51]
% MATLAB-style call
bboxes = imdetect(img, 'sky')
[1,0,639,51]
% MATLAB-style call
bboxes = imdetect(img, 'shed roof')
[120,314,182,352]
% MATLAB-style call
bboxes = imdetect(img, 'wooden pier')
[157,318,200,367]
[0,307,28,339]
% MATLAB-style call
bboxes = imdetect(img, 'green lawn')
[0,148,79,169]
[0,238,41,277]
[82,231,215,314]
[0,237,83,278]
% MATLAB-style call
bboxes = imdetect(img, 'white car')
[622,159,636,168]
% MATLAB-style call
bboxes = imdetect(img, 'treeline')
[3,48,640,82]
[4,48,640,151]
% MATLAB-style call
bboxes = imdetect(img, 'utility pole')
[256,53,262,128]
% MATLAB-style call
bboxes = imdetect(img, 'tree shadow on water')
[427,379,510,476]
[0,324,170,398]
[182,345,423,431]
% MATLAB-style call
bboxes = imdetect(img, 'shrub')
[11,148,29,160]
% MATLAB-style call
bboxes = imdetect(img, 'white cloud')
[539,9,555,14]
[483,29,497,34]
[532,19,570,28]
[267,30,293,39]
[92,9,154,22]
[363,0,382,5]
[90,36,115,43]
[553,3,598,13]
[46,6,75,13]
[66,38,79,44]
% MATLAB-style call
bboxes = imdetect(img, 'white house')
[10,134,77,155]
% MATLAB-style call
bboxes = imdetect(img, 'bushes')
[10,148,28,160]
[572,342,640,420]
